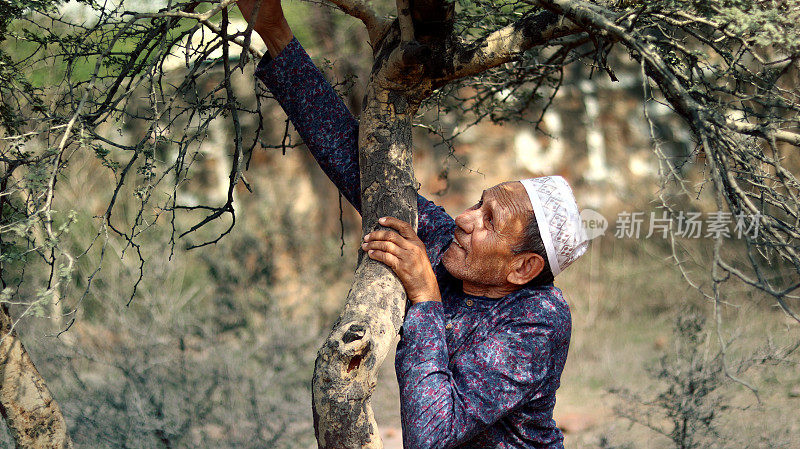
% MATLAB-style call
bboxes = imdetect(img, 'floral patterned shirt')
[255,37,571,449]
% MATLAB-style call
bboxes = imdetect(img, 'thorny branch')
[525,0,800,318]
[0,0,285,325]
[430,11,584,87]
[321,0,389,45]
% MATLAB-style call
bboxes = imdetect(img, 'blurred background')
[1,0,799,447]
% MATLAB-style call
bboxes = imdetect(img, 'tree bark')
[0,305,73,449]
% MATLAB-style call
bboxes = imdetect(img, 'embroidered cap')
[519,176,588,276]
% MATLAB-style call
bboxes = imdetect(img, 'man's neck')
[461,280,520,299]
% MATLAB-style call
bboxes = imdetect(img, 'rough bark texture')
[0,305,73,449]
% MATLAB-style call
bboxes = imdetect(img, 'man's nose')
[455,208,480,233]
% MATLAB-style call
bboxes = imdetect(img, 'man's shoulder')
[504,284,571,333]
[418,197,453,232]
[510,283,567,309]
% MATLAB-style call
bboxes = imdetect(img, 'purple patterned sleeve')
[397,300,560,449]
[255,38,362,211]
[416,199,455,265]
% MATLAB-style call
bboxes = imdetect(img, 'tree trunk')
[311,27,424,449]
[0,305,73,449]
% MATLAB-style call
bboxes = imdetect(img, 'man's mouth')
[452,235,466,251]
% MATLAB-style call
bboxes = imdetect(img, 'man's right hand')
[236,0,294,57]
[362,217,442,305]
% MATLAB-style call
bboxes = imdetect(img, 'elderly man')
[240,1,589,447]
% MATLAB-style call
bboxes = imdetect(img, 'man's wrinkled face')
[442,182,532,288]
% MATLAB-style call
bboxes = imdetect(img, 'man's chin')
[442,249,463,280]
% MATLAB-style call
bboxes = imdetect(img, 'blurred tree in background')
[1,0,799,447]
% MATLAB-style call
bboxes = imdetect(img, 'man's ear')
[507,252,545,286]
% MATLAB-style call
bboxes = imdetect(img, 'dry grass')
[555,235,800,448]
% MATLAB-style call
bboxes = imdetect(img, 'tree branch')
[125,6,264,60]
[432,10,583,86]
[1,305,73,448]
[396,0,415,42]
[323,0,390,46]
[725,120,800,147]
[128,0,236,22]
[532,0,800,311]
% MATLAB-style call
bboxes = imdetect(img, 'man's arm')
[254,39,363,211]
[237,0,293,58]
[245,0,455,252]
[243,0,362,210]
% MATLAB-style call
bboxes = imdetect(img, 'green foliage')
[454,0,534,38]
[625,0,800,52]
[717,0,800,51]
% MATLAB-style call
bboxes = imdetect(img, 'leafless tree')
[1,0,799,446]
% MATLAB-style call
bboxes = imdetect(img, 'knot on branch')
[330,321,372,358]
[342,322,368,373]
[342,323,366,343]
[381,41,431,88]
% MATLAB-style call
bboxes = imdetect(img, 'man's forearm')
[237,0,294,58]
[254,39,363,211]
[257,18,293,58]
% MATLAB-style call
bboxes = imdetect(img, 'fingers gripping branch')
[362,217,440,304]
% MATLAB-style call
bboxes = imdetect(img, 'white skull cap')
[519,176,588,276]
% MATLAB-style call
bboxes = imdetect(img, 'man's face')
[442,182,532,290]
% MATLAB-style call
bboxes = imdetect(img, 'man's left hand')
[362,217,441,304]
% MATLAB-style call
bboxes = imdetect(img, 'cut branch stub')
[409,0,455,41]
